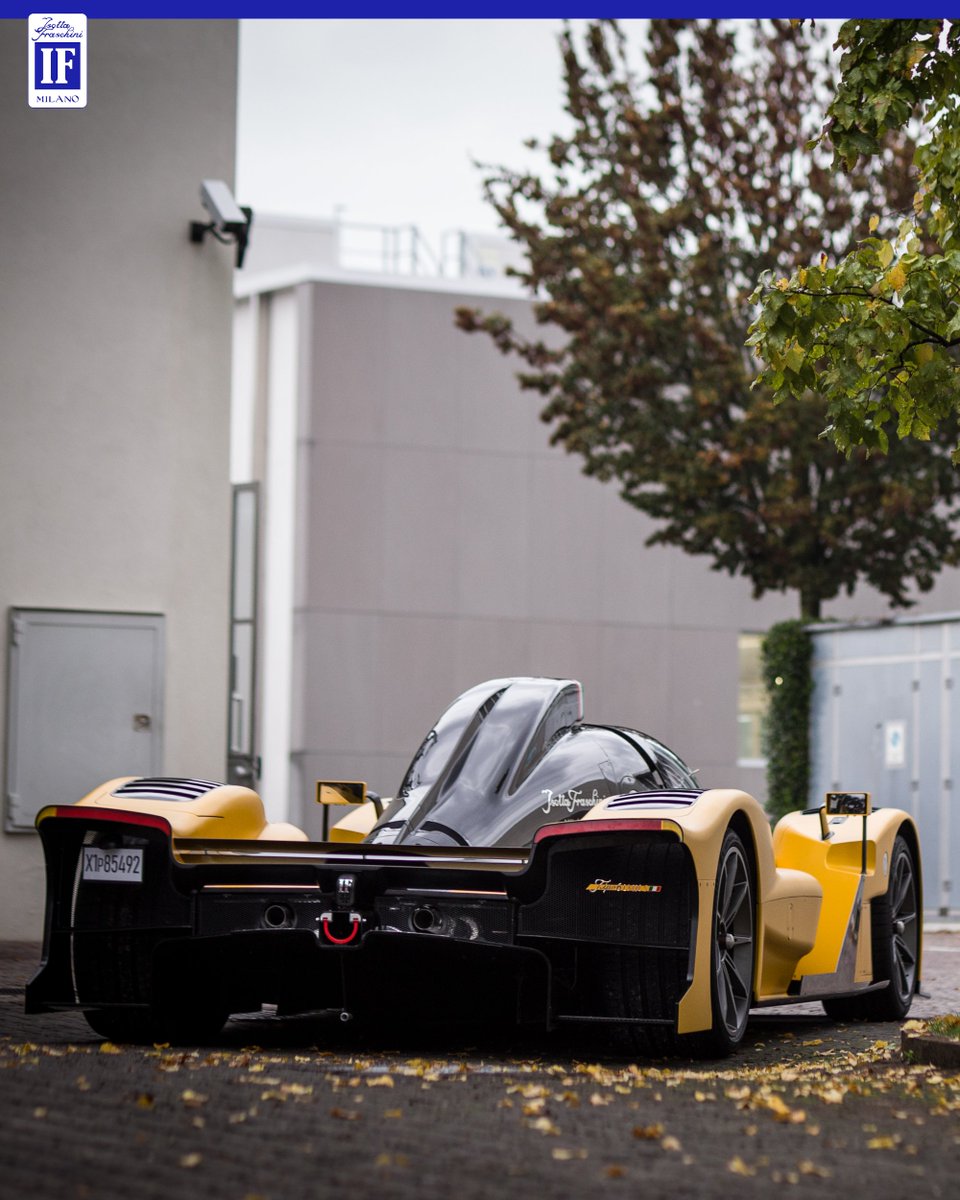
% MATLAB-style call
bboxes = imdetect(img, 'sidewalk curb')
[901,1028,960,1069]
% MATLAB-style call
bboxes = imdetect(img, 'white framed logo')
[28,13,87,108]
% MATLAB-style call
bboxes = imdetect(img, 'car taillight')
[533,818,675,843]
[36,806,172,834]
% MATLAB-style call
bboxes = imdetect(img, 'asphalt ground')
[1,934,959,1200]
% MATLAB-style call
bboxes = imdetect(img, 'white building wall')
[0,20,238,939]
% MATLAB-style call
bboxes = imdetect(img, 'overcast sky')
[235,19,646,255]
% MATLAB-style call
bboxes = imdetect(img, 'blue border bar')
[0,7,891,19]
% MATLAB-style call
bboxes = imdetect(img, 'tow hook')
[319,911,362,945]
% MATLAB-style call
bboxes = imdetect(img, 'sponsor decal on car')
[541,787,603,815]
[586,879,662,894]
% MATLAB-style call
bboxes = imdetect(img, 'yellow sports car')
[27,677,922,1055]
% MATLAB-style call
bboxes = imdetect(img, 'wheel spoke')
[724,954,749,1001]
[719,861,737,922]
[724,878,749,926]
[893,861,914,915]
[720,963,737,1026]
[894,950,910,997]
[715,955,729,1022]
[894,936,916,972]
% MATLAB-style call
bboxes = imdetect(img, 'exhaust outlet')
[411,906,440,933]
[263,903,293,929]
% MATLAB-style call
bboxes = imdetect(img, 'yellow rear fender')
[590,788,810,1034]
[588,789,842,1029]
[662,789,771,1035]
[75,776,305,840]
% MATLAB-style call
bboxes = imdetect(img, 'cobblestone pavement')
[1,934,959,1200]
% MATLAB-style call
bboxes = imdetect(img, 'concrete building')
[0,20,239,939]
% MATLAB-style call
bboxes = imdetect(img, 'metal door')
[809,616,958,916]
[5,609,164,831]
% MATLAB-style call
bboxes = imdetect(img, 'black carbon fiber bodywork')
[26,812,696,1033]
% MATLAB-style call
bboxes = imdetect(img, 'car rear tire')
[822,833,919,1022]
[694,829,755,1057]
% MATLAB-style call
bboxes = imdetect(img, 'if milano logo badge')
[28,13,87,108]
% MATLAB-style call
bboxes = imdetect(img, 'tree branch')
[779,285,959,346]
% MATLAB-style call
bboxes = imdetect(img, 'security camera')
[189,179,253,268]
[200,179,247,234]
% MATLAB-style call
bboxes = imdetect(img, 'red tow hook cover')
[320,911,362,945]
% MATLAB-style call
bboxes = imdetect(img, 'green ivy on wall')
[761,620,813,822]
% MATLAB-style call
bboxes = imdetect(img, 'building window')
[738,633,767,766]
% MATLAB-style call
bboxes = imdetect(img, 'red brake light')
[37,806,172,834]
[534,818,670,843]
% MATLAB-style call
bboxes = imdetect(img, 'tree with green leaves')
[457,19,960,619]
[749,19,960,457]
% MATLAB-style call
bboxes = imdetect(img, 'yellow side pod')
[772,807,915,983]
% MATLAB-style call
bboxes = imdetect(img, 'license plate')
[81,846,143,883]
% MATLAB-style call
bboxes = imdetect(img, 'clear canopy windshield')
[369,680,581,843]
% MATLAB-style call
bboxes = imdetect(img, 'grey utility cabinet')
[808,613,960,916]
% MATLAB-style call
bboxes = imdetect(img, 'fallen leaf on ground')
[530,1116,559,1136]
[374,1153,409,1168]
[867,1135,899,1150]
[798,1160,832,1178]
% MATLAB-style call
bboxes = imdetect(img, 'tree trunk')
[800,591,822,623]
